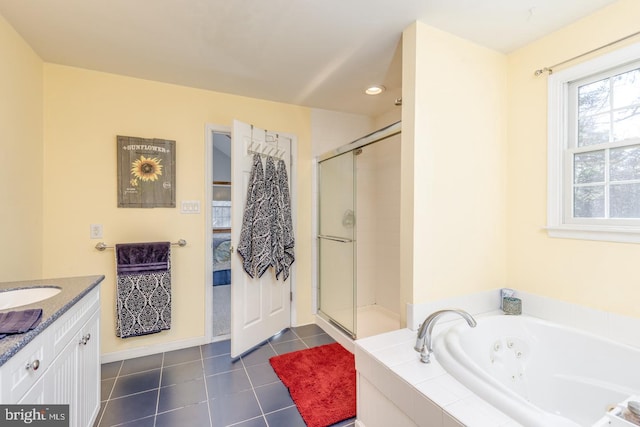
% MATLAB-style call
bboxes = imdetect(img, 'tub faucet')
[414,309,477,363]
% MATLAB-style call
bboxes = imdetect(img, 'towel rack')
[95,239,187,252]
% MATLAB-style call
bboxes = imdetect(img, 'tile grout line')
[199,345,214,427]
[240,356,270,427]
[152,352,165,427]
[95,360,123,427]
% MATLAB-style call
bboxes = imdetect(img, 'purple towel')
[0,308,43,337]
[116,242,171,274]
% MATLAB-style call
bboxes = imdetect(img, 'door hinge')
[290,292,293,302]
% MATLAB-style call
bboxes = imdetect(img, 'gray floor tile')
[158,377,208,413]
[115,415,156,427]
[254,382,295,413]
[292,323,325,337]
[156,402,211,427]
[99,390,158,426]
[203,354,243,376]
[163,346,202,366]
[100,361,122,380]
[268,329,298,344]
[301,333,336,347]
[265,406,306,427]
[119,353,163,375]
[209,389,262,427]
[231,416,268,427]
[111,369,161,398]
[245,362,280,387]
[161,360,204,386]
[331,417,357,426]
[240,343,277,367]
[206,369,252,397]
[201,340,231,358]
[271,339,308,355]
[100,378,115,402]
[92,402,106,427]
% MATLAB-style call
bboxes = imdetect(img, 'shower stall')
[317,122,401,339]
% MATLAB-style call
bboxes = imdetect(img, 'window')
[212,183,231,230]
[548,42,640,243]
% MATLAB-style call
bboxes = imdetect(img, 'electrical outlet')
[90,224,103,239]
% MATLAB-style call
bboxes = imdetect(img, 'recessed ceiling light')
[365,85,385,95]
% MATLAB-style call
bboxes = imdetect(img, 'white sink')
[0,286,62,310]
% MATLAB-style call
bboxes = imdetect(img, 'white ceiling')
[0,0,619,117]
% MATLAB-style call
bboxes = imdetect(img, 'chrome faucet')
[414,309,477,363]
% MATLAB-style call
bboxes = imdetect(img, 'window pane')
[574,150,605,183]
[212,184,231,201]
[578,113,610,146]
[613,108,640,141]
[212,201,231,228]
[578,78,610,116]
[613,68,640,109]
[574,186,604,218]
[610,144,640,181]
[610,183,640,218]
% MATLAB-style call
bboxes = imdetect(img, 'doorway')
[209,128,233,341]
[205,122,298,355]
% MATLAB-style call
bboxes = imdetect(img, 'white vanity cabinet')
[0,285,101,427]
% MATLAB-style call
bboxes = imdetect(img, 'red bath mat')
[269,342,356,427]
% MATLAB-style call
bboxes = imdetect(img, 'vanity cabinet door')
[47,331,78,426]
[77,311,100,427]
[18,374,46,404]
[46,308,100,427]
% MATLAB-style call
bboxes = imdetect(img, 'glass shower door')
[318,151,356,337]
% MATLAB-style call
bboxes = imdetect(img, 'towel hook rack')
[95,239,187,252]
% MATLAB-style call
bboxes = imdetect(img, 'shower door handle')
[317,235,353,243]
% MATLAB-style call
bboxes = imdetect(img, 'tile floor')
[95,324,356,427]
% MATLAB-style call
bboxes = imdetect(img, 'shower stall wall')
[317,122,401,339]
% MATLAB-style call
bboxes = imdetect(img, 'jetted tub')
[433,314,640,426]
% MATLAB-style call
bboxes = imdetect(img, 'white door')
[230,119,294,358]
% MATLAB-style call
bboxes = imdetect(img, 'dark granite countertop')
[0,275,105,366]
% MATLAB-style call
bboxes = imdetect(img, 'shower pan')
[317,122,401,339]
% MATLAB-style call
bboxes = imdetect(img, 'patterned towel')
[238,154,273,278]
[238,155,295,280]
[270,157,284,278]
[236,154,260,277]
[115,242,171,338]
[276,159,295,280]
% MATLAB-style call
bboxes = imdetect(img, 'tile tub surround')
[0,275,105,365]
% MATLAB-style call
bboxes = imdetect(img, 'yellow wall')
[507,0,640,318]
[42,64,312,355]
[0,15,44,281]
[403,23,509,309]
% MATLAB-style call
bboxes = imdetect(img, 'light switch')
[181,200,201,214]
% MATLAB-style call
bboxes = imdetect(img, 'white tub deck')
[355,327,522,427]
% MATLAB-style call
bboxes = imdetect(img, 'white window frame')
[547,41,640,243]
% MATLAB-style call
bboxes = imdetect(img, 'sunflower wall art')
[117,136,176,208]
